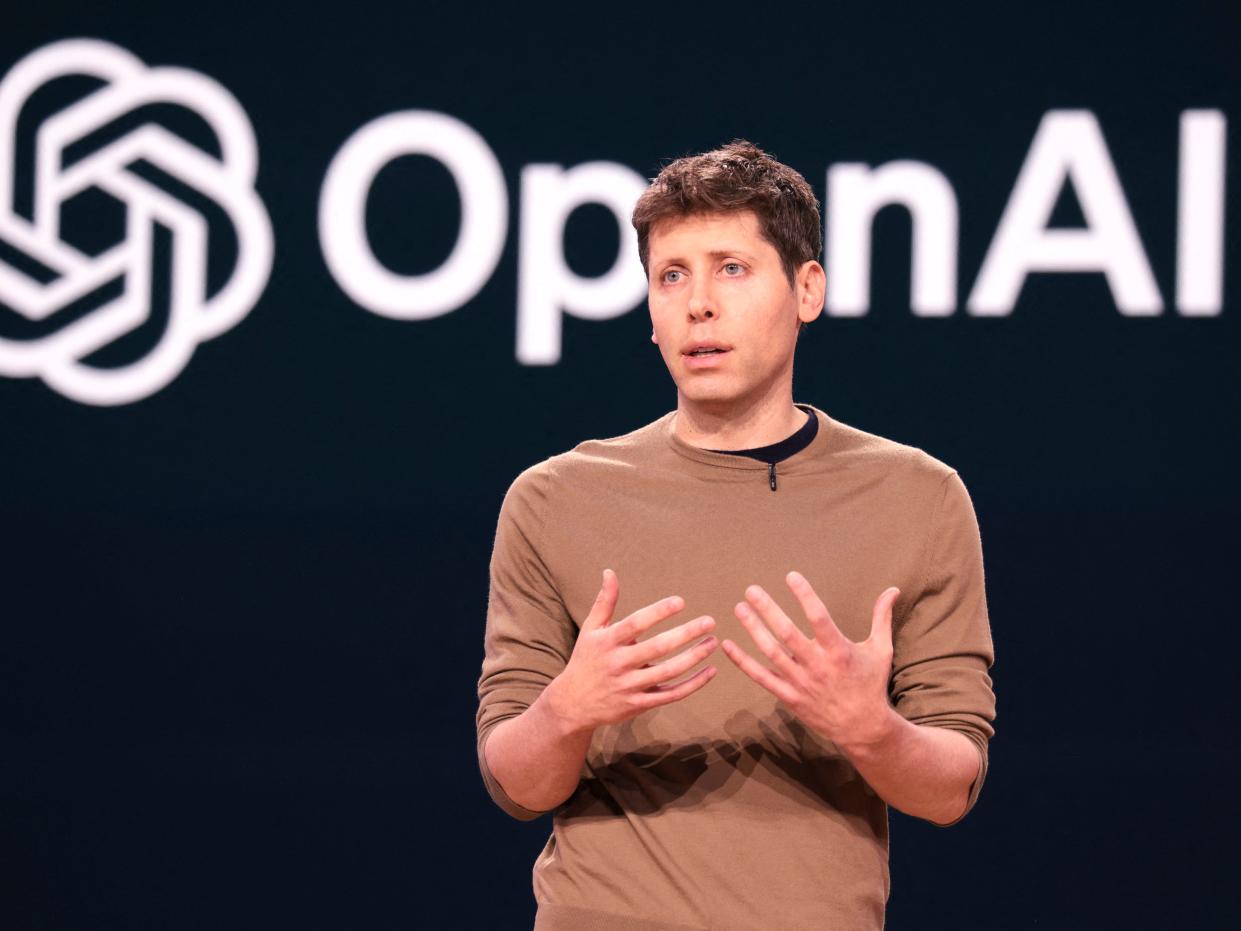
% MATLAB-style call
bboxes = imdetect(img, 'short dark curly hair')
[631,139,822,287]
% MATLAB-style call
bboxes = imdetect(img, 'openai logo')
[0,39,272,405]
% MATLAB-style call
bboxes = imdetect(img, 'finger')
[627,615,716,666]
[867,586,901,650]
[785,571,847,652]
[581,568,620,631]
[632,665,718,709]
[626,634,719,690]
[608,594,685,645]
[734,600,804,684]
[720,639,800,705]
[743,584,815,667]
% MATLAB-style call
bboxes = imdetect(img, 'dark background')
[3,2,1239,928]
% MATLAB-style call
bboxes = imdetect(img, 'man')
[476,140,996,930]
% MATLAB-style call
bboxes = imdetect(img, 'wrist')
[540,675,596,739]
[835,703,904,760]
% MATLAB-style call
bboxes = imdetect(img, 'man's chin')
[675,383,745,412]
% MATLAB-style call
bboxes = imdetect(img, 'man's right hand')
[544,568,719,735]
[483,568,718,814]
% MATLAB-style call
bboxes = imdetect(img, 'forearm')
[838,705,980,825]
[483,677,594,813]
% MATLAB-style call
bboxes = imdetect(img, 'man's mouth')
[682,341,732,357]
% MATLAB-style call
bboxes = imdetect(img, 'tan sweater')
[476,405,996,930]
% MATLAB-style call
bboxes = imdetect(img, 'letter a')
[967,110,1162,316]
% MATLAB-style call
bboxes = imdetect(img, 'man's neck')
[674,392,807,451]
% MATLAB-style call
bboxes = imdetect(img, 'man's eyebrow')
[655,248,758,266]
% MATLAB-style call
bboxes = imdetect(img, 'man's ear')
[797,260,826,324]
[651,331,658,344]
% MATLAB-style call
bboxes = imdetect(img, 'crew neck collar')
[662,403,833,473]
[708,403,817,463]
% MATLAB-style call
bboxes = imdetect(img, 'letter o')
[318,110,507,319]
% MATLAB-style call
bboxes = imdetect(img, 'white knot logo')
[0,39,272,405]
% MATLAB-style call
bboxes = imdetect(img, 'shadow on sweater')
[561,708,884,841]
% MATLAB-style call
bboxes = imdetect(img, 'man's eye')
[723,263,744,275]
[663,270,683,283]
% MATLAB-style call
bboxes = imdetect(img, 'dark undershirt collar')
[706,404,818,464]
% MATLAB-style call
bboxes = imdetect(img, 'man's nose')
[688,280,717,320]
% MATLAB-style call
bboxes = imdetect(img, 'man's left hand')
[721,572,902,750]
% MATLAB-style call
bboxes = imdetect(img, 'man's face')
[646,210,824,412]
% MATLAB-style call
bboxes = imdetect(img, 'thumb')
[582,568,620,630]
[867,586,901,648]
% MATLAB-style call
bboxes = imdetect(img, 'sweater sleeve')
[889,469,997,826]
[475,463,579,820]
